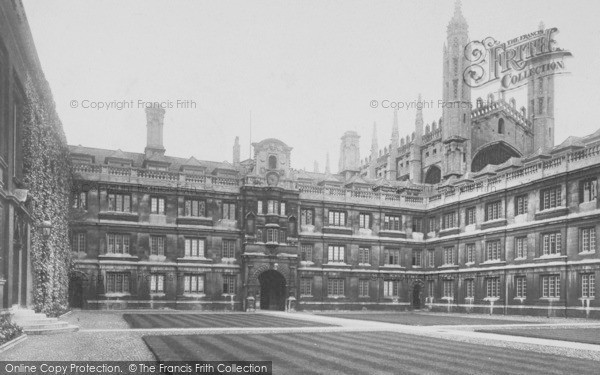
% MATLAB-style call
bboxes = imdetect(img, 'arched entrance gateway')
[258,270,286,311]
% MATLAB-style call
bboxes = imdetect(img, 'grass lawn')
[123,313,334,329]
[143,331,598,374]
[477,327,600,345]
[317,312,538,326]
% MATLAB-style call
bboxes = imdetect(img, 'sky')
[22,0,600,172]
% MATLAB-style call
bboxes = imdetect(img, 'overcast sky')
[22,0,600,171]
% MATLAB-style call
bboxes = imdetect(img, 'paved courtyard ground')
[478,327,600,346]
[3,310,600,374]
[317,312,541,326]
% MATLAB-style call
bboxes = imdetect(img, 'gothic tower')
[442,0,471,179]
[233,136,241,164]
[368,122,378,178]
[409,95,424,182]
[387,109,400,180]
[338,131,361,174]
[145,107,166,158]
[528,22,555,153]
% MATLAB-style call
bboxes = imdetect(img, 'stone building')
[68,2,599,318]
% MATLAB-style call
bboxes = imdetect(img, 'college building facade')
[67,2,599,318]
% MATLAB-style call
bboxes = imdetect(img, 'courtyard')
[3,310,600,374]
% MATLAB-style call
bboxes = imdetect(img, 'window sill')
[539,297,560,301]
[465,262,475,267]
[514,257,527,261]
[324,262,351,267]
[104,293,131,298]
[535,207,569,221]
[441,297,454,302]
[513,297,527,301]
[220,257,237,264]
[177,257,212,263]
[176,216,213,226]
[182,293,206,298]
[221,293,236,298]
[300,294,313,298]
[380,264,404,269]
[481,260,505,265]
[379,230,407,238]
[578,251,596,256]
[579,297,595,301]
[533,255,566,261]
[98,211,139,222]
[480,219,507,230]
[149,293,166,297]
[327,295,346,299]
[438,227,460,237]
[357,263,371,267]
[99,254,138,260]
[483,297,500,302]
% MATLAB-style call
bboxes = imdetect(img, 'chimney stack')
[233,136,241,164]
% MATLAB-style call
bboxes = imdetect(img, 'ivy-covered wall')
[22,73,72,316]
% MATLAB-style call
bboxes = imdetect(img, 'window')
[300,244,313,261]
[257,200,263,214]
[223,275,236,294]
[184,199,205,217]
[485,201,501,221]
[498,118,505,134]
[427,249,435,268]
[443,247,455,265]
[580,178,597,203]
[266,228,278,243]
[358,247,370,264]
[301,209,314,225]
[150,274,165,293]
[185,238,205,258]
[300,278,312,296]
[278,229,287,243]
[486,240,501,261]
[12,94,24,179]
[280,202,286,216]
[69,232,86,254]
[412,249,422,267]
[538,97,544,115]
[267,200,278,214]
[222,239,236,258]
[384,248,400,266]
[428,280,435,297]
[268,155,277,169]
[515,276,527,298]
[327,278,344,297]
[515,237,527,259]
[580,227,596,253]
[541,186,561,210]
[359,279,369,297]
[384,215,401,231]
[515,195,528,215]
[465,207,476,226]
[465,279,474,298]
[107,233,130,254]
[428,217,436,232]
[581,273,595,298]
[222,202,236,220]
[384,280,399,297]
[328,245,345,263]
[150,236,165,256]
[486,278,500,298]
[542,232,562,256]
[465,243,475,263]
[328,210,346,226]
[184,275,204,294]
[542,275,560,298]
[443,280,454,298]
[441,212,456,229]
[359,213,371,229]
[73,191,87,209]
[151,197,166,214]
[108,193,131,212]
[106,272,130,294]
[412,217,423,232]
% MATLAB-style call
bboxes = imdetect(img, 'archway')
[68,271,87,308]
[258,270,286,310]
[471,141,521,172]
[412,283,422,309]
[424,165,441,184]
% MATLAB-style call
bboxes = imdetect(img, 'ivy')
[22,72,72,317]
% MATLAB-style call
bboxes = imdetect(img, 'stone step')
[13,316,59,323]
[20,321,70,330]
[24,324,79,335]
